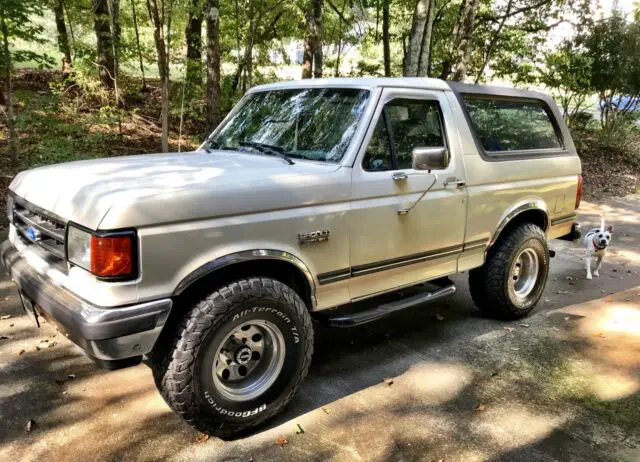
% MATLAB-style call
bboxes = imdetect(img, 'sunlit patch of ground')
[1,196,639,461]
[3,288,638,461]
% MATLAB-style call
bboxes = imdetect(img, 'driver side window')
[363,98,446,172]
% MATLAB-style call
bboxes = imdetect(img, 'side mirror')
[412,147,449,171]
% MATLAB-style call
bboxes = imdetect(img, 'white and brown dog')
[584,217,613,280]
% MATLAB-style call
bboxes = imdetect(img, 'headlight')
[6,195,14,223]
[67,224,136,279]
[67,225,92,271]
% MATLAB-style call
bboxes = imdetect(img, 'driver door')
[348,88,467,300]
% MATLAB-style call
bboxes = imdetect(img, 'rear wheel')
[469,223,549,320]
[152,277,313,437]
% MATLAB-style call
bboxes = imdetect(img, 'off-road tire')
[152,277,313,438]
[469,223,549,320]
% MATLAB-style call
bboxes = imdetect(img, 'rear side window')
[463,97,562,154]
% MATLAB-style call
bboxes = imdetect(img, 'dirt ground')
[0,196,639,462]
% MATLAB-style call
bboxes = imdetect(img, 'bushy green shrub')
[573,122,640,168]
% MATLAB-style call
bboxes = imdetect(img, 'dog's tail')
[600,215,606,231]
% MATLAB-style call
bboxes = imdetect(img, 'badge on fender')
[298,229,330,244]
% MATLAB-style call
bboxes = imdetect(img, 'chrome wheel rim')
[509,248,539,299]
[212,319,285,402]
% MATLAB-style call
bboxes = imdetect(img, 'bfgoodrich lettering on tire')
[469,223,549,320]
[152,277,313,437]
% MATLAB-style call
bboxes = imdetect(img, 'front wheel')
[469,223,549,320]
[152,277,314,437]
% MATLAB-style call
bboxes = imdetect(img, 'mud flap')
[556,223,582,242]
[18,290,40,328]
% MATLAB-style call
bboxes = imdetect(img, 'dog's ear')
[606,225,613,233]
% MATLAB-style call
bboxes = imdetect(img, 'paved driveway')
[1,196,639,461]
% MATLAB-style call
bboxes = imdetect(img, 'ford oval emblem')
[26,227,41,242]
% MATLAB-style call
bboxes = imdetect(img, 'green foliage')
[0,0,56,69]
[579,13,640,129]
[483,0,592,85]
[2,0,640,167]
[538,40,593,122]
[573,121,640,172]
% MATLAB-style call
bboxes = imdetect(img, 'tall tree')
[1,16,18,167]
[205,0,221,132]
[108,0,121,99]
[185,0,204,93]
[440,0,479,80]
[538,41,593,122]
[92,0,115,88]
[1,0,51,167]
[331,0,348,76]
[129,0,147,88]
[405,0,435,77]
[302,0,323,78]
[382,0,391,76]
[146,0,171,151]
[581,14,640,128]
[52,0,72,65]
[231,0,265,94]
[474,0,513,83]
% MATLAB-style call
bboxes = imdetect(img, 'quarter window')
[363,99,446,171]
[463,97,562,153]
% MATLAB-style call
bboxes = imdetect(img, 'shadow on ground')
[0,198,639,461]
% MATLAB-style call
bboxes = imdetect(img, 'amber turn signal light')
[90,235,134,277]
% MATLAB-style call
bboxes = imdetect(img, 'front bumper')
[1,240,172,364]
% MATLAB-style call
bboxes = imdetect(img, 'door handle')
[392,172,408,181]
[444,177,466,188]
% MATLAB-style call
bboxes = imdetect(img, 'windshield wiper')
[239,141,295,165]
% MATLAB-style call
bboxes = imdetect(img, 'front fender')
[172,249,317,309]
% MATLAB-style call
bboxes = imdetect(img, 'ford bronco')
[2,78,582,436]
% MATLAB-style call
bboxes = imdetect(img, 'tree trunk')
[232,0,262,93]
[205,0,221,132]
[404,0,435,77]
[1,17,18,167]
[302,37,313,78]
[130,0,146,88]
[302,0,323,78]
[405,0,426,76]
[382,0,391,76]
[416,0,435,76]
[62,0,76,61]
[146,0,170,152]
[334,0,347,77]
[448,0,479,81]
[312,0,323,78]
[185,0,203,91]
[108,0,121,101]
[53,0,72,64]
[92,0,115,89]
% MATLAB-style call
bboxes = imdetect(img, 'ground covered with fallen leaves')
[574,128,640,198]
[0,69,200,218]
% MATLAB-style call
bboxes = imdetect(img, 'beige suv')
[2,78,581,436]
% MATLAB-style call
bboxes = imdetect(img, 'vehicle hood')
[9,151,346,229]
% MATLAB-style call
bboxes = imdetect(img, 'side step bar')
[317,281,456,328]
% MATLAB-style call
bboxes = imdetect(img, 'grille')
[12,196,67,262]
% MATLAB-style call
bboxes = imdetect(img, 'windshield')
[207,88,370,163]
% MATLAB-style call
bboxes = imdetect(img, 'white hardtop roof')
[250,77,451,93]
